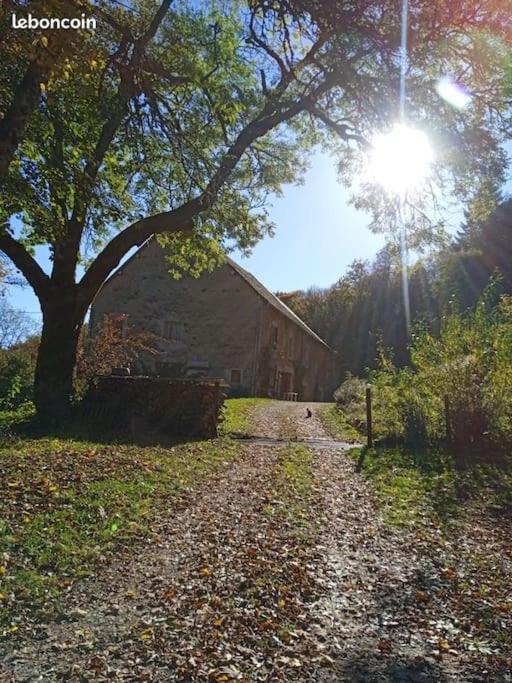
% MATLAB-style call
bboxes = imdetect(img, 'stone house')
[90,239,338,401]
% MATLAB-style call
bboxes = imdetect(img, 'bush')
[333,375,367,433]
[75,316,158,396]
[335,286,512,455]
[0,336,39,410]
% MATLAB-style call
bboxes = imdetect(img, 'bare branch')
[307,105,369,147]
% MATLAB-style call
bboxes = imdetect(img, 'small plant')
[75,315,159,396]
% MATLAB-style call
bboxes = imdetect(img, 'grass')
[317,403,362,442]
[264,444,315,532]
[350,444,512,529]
[220,397,272,436]
[351,442,512,663]
[0,433,238,633]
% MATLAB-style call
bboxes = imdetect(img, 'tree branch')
[78,208,196,304]
[62,0,177,281]
[79,69,344,305]
[306,105,368,147]
[0,60,50,184]
[70,0,177,217]
[0,229,50,299]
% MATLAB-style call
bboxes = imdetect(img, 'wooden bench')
[283,392,298,402]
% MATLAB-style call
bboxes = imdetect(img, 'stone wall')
[83,376,227,438]
[90,240,263,395]
[90,241,339,401]
[256,306,337,401]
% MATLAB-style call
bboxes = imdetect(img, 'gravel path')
[249,401,327,440]
[0,401,493,681]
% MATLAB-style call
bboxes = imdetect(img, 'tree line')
[280,198,512,377]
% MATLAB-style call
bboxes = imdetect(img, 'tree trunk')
[34,297,84,421]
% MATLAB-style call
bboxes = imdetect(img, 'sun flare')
[368,123,434,195]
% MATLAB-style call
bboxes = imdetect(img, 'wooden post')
[444,395,451,445]
[366,383,373,448]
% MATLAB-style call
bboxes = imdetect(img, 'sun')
[367,123,434,195]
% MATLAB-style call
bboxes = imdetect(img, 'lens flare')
[368,123,434,195]
[436,76,472,110]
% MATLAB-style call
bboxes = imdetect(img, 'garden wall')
[84,376,228,438]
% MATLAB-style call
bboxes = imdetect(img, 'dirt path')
[0,402,497,681]
[251,403,466,681]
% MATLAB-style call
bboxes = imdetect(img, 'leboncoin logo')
[11,13,97,30]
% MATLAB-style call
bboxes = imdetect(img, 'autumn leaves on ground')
[1,401,511,682]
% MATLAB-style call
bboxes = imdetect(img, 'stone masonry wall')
[90,241,338,400]
[90,241,264,395]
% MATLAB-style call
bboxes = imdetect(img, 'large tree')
[0,0,510,418]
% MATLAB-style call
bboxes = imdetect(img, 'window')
[271,322,278,346]
[230,368,242,384]
[287,335,294,360]
[163,319,185,342]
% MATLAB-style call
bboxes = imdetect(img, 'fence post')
[366,383,373,448]
[444,395,451,445]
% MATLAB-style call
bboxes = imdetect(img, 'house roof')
[225,257,332,351]
[99,238,333,352]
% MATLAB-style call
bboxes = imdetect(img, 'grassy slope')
[322,399,512,659]
[0,433,238,633]
[0,397,271,633]
[317,403,361,442]
[349,444,512,659]
[348,446,512,529]
[0,398,306,637]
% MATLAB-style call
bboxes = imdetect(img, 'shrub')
[0,336,39,410]
[333,375,367,432]
[75,315,158,396]
[335,286,512,455]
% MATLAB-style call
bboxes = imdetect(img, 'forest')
[281,197,512,375]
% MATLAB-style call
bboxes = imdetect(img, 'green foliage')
[1,1,306,261]
[283,202,512,380]
[2,1,511,416]
[2,0,511,267]
[283,249,441,376]
[0,403,35,428]
[366,285,512,450]
[0,337,38,410]
[320,397,363,442]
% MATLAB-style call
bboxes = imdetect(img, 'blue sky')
[7,148,466,325]
[232,152,386,292]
